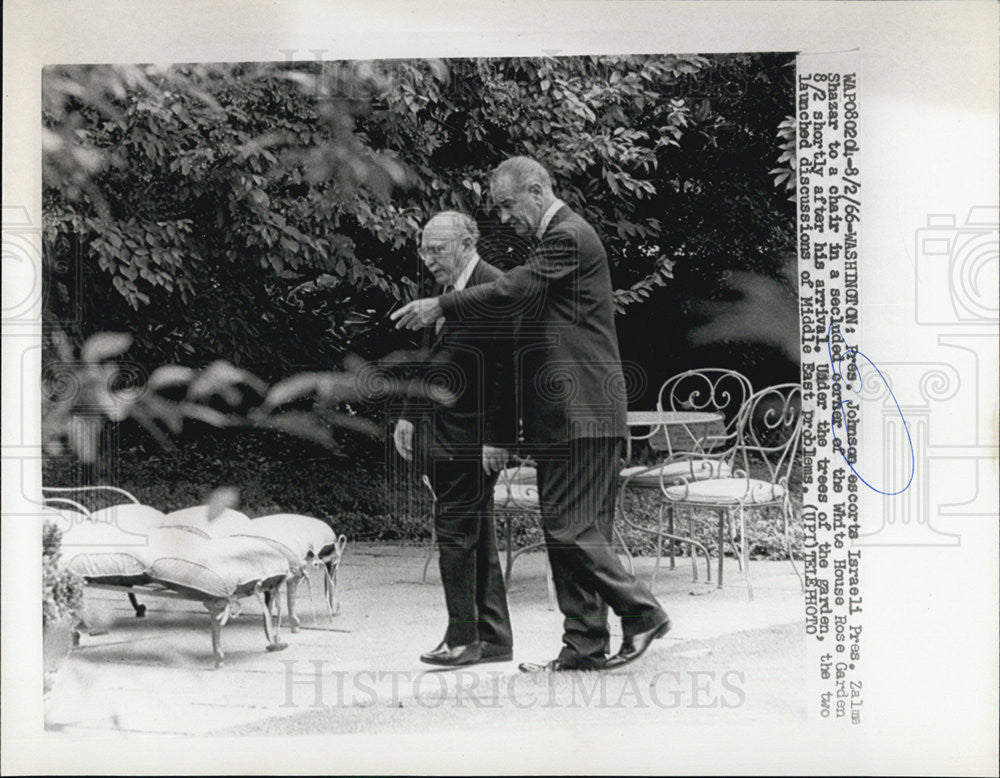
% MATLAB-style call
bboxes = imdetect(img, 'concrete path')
[45,544,806,736]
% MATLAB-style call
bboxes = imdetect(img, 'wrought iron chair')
[657,369,754,451]
[422,455,637,611]
[656,383,804,599]
[494,459,635,610]
[492,459,557,611]
[618,369,754,583]
[422,460,556,610]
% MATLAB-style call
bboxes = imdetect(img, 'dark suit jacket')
[438,205,627,446]
[401,258,517,461]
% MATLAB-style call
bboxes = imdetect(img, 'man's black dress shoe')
[604,615,672,670]
[480,642,514,663]
[420,641,483,666]
[518,657,605,673]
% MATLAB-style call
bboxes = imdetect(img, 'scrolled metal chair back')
[656,368,754,452]
[495,457,539,512]
[731,383,803,488]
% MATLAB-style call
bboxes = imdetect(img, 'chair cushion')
[62,515,291,599]
[161,506,253,538]
[231,514,337,570]
[494,482,540,510]
[88,504,168,538]
[619,459,733,487]
[663,478,785,505]
[63,525,204,582]
[64,527,153,579]
[495,464,541,509]
[502,466,537,485]
[147,535,290,600]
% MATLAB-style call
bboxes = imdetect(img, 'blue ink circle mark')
[827,322,915,495]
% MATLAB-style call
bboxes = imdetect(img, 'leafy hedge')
[42,522,84,627]
[42,55,801,558]
[43,426,803,561]
[43,54,795,395]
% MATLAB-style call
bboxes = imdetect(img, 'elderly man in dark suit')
[395,211,516,667]
[394,158,670,672]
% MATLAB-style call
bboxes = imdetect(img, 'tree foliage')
[42,329,447,464]
[43,54,795,388]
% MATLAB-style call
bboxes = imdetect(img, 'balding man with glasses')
[395,211,516,667]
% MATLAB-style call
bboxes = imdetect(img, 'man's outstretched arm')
[392,227,580,330]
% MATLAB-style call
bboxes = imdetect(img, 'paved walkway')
[45,544,806,735]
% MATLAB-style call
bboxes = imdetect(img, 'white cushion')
[65,535,153,579]
[61,516,153,552]
[63,517,291,599]
[147,535,290,600]
[63,526,203,581]
[495,464,541,509]
[663,478,785,505]
[501,466,537,485]
[161,506,253,538]
[620,459,732,487]
[88,504,168,537]
[232,514,338,570]
[494,482,540,510]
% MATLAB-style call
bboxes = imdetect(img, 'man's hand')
[390,297,443,330]
[482,445,508,475]
[393,419,415,461]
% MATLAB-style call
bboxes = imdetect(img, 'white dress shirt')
[452,251,480,292]
[536,198,566,240]
[436,252,480,332]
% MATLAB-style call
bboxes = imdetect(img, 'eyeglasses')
[419,239,456,261]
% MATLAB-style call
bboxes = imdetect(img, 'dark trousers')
[430,457,513,647]
[534,437,666,663]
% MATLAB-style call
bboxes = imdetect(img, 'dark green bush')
[44,55,796,392]
[42,521,84,628]
[43,428,804,561]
